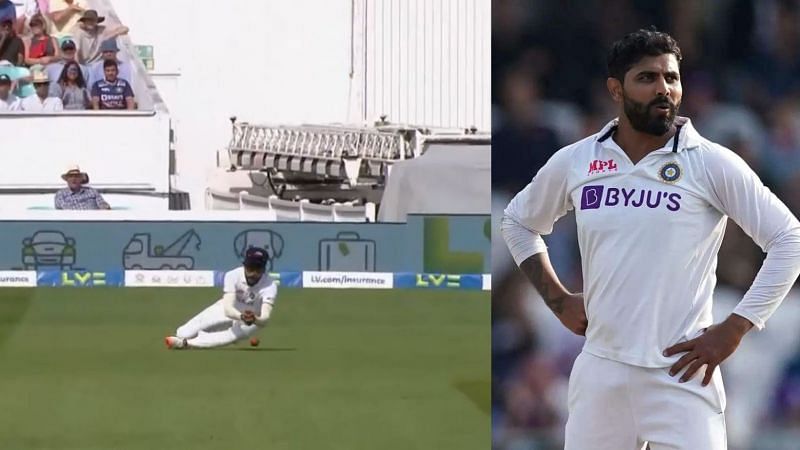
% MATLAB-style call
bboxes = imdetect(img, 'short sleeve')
[90,81,99,97]
[54,191,64,209]
[123,81,134,98]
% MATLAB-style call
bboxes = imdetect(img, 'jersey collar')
[595,116,701,153]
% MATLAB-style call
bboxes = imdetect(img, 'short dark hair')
[103,59,118,69]
[607,27,682,82]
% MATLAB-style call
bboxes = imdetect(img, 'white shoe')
[164,336,187,349]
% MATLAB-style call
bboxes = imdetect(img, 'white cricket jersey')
[503,117,800,368]
[223,267,278,313]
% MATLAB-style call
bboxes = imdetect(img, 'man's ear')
[607,77,623,103]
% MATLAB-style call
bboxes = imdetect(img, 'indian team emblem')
[658,161,682,183]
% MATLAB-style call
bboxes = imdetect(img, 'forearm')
[518,253,573,315]
[96,195,110,209]
[255,303,273,327]
[732,228,800,330]
[221,293,241,321]
[110,26,129,38]
[49,9,75,26]
[25,56,47,65]
[721,313,754,339]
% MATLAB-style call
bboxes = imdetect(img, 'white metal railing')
[228,123,411,162]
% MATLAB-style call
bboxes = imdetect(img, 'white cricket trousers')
[175,299,258,348]
[565,351,727,450]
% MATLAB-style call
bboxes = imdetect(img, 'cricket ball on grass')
[250,337,260,347]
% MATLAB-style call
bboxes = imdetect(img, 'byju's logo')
[581,185,605,209]
[580,185,681,211]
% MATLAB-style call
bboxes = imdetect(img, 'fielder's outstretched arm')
[222,293,244,321]
[255,303,272,327]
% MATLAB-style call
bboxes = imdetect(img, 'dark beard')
[623,93,679,136]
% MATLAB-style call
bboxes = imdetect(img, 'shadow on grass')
[218,347,298,352]
[0,288,35,350]
[453,379,491,416]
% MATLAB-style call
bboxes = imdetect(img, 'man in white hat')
[54,165,110,210]
[21,70,63,111]
[70,9,128,64]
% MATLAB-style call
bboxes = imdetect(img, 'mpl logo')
[588,159,618,175]
[580,185,682,211]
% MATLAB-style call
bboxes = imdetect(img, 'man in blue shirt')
[87,39,133,88]
[90,59,134,110]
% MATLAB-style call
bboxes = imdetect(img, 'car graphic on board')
[21,230,77,270]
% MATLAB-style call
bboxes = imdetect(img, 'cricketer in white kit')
[165,247,276,349]
[501,28,800,450]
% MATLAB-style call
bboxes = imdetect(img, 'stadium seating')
[211,122,488,220]
[207,188,376,222]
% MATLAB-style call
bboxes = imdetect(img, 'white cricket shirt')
[502,117,800,368]
[223,267,278,314]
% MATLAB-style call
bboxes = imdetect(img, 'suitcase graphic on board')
[318,232,376,272]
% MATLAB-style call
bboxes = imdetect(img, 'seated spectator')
[70,10,128,64]
[0,59,34,97]
[24,14,59,66]
[0,0,15,27]
[88,39,133,88]
[0,14,24,65]
[15,0,47,35]
[54,165,110,210]
[91,59,134,110]
[0,72,20,110]
[50,60,87,109]
[47,0,86,39]
[21,70,61,111]
[45,37,87,87]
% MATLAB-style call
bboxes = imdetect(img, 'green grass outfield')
[0,288,489,450]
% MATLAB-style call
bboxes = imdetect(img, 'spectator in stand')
[54,165,110,210]
[24,14,58,66]
[0,14,24,65]
[0,0,15,27]
[88,38,132,88]
[21,70,61,111]
[47,0,86,39]
[71,10,128,64]
[50,60,87,109]
[45,38,87,87]
[15,0,47,35]
[91,59,133,110]
[0,72,20,110]
[0,59,33,97]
